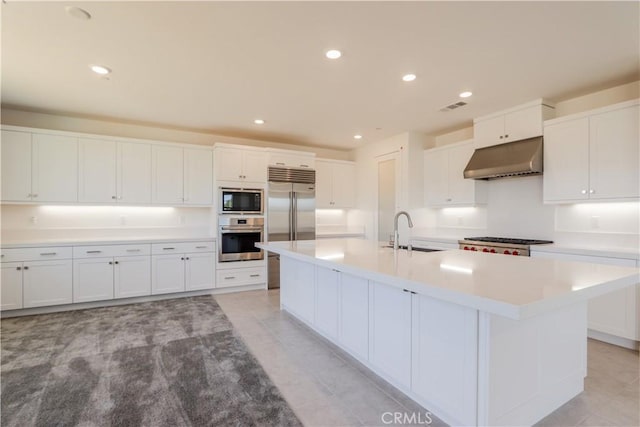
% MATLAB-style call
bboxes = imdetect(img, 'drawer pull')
[276,162,285,166]
[16,266,21,271]
[195,246,208,249]
[109,261,113,265]
[250,274,260,278]
[224,276,236,280]
[23,266,29,270]
[163,247,175,250]
[300,164,309,168]
[126,249,141,253]
[87,250,102,254]
[40,252,57,256]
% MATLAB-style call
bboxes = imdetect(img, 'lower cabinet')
[23,260,73,308]
[74,257,115,303]
[369,281,412,389]
[338,273,369,362]
[152,252,215,295]
[114,256,152,298]
[1,262,24,310]
[280,256,315,324]
[216,266,265,289]
[315,266,339,340]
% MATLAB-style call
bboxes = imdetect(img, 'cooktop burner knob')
[482,248,489,252]
[504,250,511,255]
[463,246,469,250]
[512,251,519,256]
[471,247,477,251]
[490,249,496,253]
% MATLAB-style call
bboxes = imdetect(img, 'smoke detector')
[439,101,468,112]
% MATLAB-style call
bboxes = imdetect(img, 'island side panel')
[477,301,588,426]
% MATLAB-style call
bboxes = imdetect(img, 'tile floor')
[215,289,640,427]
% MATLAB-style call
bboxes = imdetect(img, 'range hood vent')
[463,136,543,180]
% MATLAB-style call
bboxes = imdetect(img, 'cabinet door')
[369,282,412,389]
[474,116,505,148]
[184,148,213,205]
[283,258,315,324]
[78,138,117,203]
[1,262,23,310]
[215,148,244,181]
[314,160,333,208]
[338,273,369,361]
[185,252,215,290]
[32,134,78,202]
[243,151,267,182]
[118,142,151,204]
[73,257,114,303]
[315,266,339,340]
[424,149,448,206]
[114,256,151,298]
[151,254,185,295]
[447,143,477,205]
[1,130,32,202]
[411,294,478,426]
[332,163,356,208]
[543,118,590,202]
[152,146,184,204]
[504,105,543,142]
[23,260,72,308]
[589,105,640,200]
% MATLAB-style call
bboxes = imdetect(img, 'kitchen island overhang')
[258,239,640,426]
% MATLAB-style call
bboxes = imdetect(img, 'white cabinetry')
[73,257,115,302]
[315,159,356,208]
[79,139,152,203]
[1,131,78,203]
[268,150,315,169]
[315,266,339,340]
[152,146,213,205]
[114,255,152,298]
[280,256,315,323]
[543,100,639,203]
[214,145,267,183]
[1,262,24,310]
[216,266,265,289]
[151,242,215,294]
[1,130,33,202]
[531,250,639,346]
[338,273,369,362]
[369,281,412,389]
[23,260,73,308]
[474,101,555,148]
[424,140,486,207]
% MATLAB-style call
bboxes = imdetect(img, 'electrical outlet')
[30,216,38,225]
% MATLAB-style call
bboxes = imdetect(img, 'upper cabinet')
[79,139,152,204]
[474,100,555,148]
[2,130,78,203]
[315,159,356,208]
[424,140,487,207]
[214,145,267,184]
[152,145,213,205]
[268,149,315,170]
[543,100,639,203]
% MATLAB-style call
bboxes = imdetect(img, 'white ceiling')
[2,1,639,150]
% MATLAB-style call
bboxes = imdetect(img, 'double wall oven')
[218,187,265,262]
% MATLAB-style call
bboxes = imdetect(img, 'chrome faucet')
[393,211,414,250]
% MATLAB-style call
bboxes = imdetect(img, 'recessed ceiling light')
[65,6,91,20]
[325,50,342,59]
[90,65,111,75]
[254,119,265,125]
[354,134,363,140]
[459,91,473,98]
[402,74,417,82]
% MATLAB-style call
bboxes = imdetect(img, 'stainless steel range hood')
[463,136,543,180]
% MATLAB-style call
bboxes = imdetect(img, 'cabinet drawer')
[1,247,72,262]
[152,241,215,255]
[269,153,315,169]
[73,244,151,258]
[216,267,265,288]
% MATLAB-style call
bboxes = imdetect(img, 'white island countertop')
[258,238,640,320]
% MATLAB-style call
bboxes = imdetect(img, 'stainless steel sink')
[380,244,441,253]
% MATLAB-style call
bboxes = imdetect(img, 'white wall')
[1,204,214,242]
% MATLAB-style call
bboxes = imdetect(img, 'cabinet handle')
[581,190,587,195]
[126,249,141,252]
[28,193,33,198]
[32,194,38,198]
[87,250,102,254]
[499,135,503,139]
[239,175,243,179]
[195,246,207,249]
[181,257,184,260]
[114,261,119,265]
[23,266,29,270]
[40,252,57,256]
[16,266,21,271]
[185,257,190,260]
[118,196,122,200]
[250,274,260,277]
[332,269,340,273]
[276,162,285,166]
[109,261,113,265]
[505,134,509,138]
[300,164,309,168]
[446,198,452,202]
[224,276,236,280]
[589,189,595,194]
[163,247,175,250]
[112,196,116,199]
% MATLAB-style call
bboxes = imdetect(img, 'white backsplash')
[0,205,215,242]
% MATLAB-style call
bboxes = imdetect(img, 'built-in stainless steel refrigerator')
[267,167,316,289]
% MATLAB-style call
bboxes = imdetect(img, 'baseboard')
[588,329,640,350]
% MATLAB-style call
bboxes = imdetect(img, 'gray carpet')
[0,296,302,427]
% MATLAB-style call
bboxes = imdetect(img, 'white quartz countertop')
[530,243,639,261]
[257,238,640,320]
[1,236,216,249]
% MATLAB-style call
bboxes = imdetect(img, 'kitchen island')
[257,238,640,426]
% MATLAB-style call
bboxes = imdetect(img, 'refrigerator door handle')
[289,191,294,240]
[292,192,297,240]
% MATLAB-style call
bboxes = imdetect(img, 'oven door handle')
[220,227,263,233]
